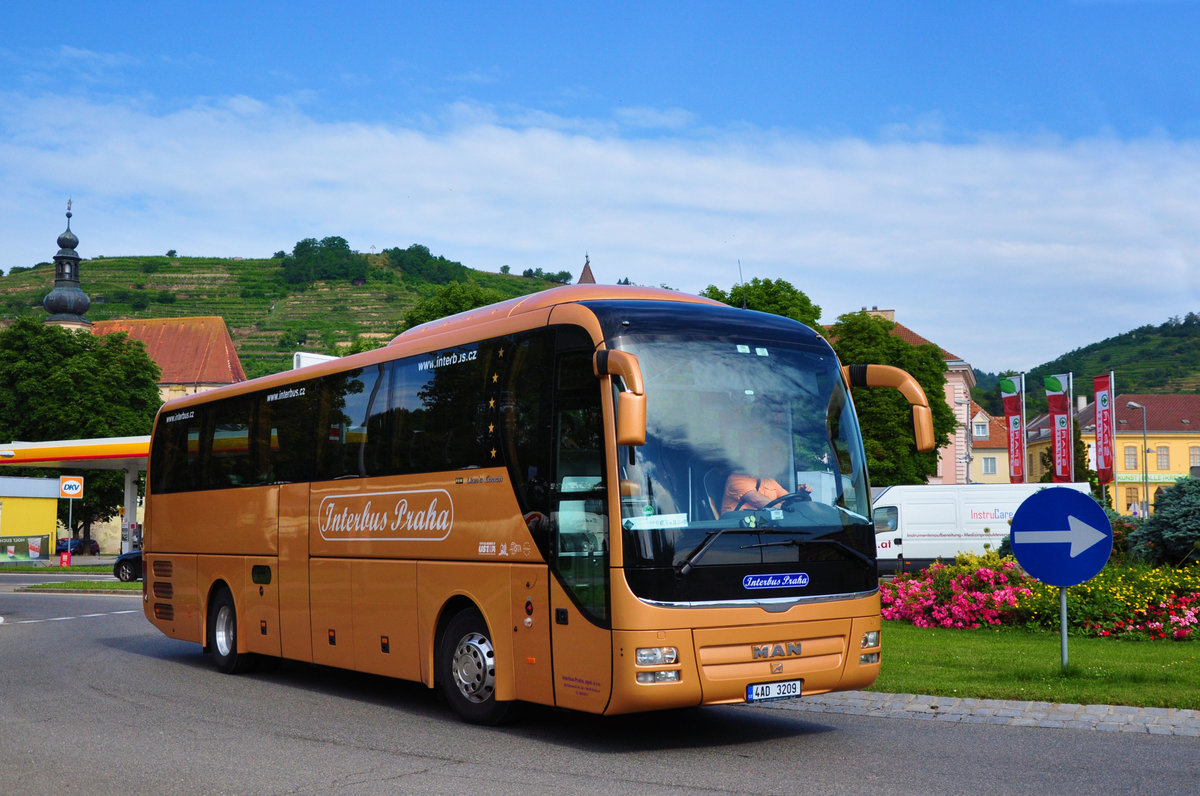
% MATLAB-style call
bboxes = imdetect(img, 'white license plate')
[746,678,803,702]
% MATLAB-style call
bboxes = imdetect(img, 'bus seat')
[703,467,727,519]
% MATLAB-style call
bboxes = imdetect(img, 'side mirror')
[594,349,646,446]
[842,364,936,452]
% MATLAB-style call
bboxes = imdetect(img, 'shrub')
[1129,477,1200,566]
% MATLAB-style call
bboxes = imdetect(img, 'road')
[1,584,1197,795]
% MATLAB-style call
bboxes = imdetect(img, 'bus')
[142,284,934,723]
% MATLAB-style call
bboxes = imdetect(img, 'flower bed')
[1020,564,1200,640]
[880,554,1031,629]
[881,553,1200,640]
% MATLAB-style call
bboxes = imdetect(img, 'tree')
[385,244,469,285]
[1129,477,1200,566]
[0,318,162,540]
[700,277,821,327]
[281,236,366,285]
[519,266,573,284]
[827,311,955,485]
[399,283,507,332]
[1037,422,1095,494]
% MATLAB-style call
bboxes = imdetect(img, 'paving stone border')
[758,691,1200,736]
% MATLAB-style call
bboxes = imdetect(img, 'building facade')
[1031,394,1200,516]
[966,402,1010,484]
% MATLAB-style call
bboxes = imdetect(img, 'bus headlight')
[636,646,678,665]
[636,670,681,684]
[860,631,880,649]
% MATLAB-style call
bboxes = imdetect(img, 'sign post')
[58,476,84,568]
[1010,487,1112,670]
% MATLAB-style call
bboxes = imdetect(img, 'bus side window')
[208,395,254,488]
[258,381,317,484]
[150,412,204,494]
[502,333,555,538]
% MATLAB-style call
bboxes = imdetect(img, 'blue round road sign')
[1010,487,1112,588]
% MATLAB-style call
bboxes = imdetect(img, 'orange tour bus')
[142,284,934,723]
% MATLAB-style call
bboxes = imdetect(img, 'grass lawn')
[873,620,1200,710]
[1,565,112,574]
[21,580,140,592]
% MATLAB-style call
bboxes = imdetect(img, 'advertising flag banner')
[1001,376,1025,483]
[1045,374,1072,482]
[1093,374,1115,484]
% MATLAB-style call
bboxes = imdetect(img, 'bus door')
[548,348,613,712]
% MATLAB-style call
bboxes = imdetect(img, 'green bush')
[1129,477,1200,566]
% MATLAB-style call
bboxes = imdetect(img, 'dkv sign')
[59,476,84,499]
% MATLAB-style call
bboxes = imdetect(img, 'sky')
[2,1,1198,373]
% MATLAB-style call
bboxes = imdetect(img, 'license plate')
[746,678,802,702]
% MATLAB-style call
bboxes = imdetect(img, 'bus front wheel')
[438,608,515,725]
[207,587,257,674]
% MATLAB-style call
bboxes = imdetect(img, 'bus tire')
[438,608,515,725]
[207,587,257,675]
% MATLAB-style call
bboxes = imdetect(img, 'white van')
[872,483,1093,574]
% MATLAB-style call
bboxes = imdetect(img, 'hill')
[973,313,1200,415]
[0,248,564,379]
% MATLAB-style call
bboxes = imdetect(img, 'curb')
[757,689,1200,736]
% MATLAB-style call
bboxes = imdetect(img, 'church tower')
[43,200,92,330]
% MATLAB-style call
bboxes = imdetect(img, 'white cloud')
[2,93,1197,372]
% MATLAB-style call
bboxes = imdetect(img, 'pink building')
[860,309,977,485]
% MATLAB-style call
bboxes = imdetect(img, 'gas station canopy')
[0,436,149,472]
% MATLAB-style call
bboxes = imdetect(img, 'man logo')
[752,642,802,659]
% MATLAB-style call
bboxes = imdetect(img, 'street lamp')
[955,398,972,484]
[1127,401,1150,516]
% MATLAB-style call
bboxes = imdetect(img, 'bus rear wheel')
[207,587,257,674]
[438,608,515,725]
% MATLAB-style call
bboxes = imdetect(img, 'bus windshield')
[609,327,875,604]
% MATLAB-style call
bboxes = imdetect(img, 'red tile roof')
[969,401,1008,449]
[91,316,246,386]
[1054,393,1200,435]
[1107,394,1200,434]
[890,321,962,362]
[823,317,963,363]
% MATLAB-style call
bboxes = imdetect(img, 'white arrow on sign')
[1012,515,1107,558]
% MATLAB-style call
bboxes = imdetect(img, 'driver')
[719,431,811,514]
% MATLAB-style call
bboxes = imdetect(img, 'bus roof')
[391,284,723,345]
[152,285,727,414]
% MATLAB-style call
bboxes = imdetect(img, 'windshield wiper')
[676,529,762,576]
[741,536,874,568]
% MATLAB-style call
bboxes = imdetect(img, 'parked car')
[113,551,142,582]
[56,537,100,556]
